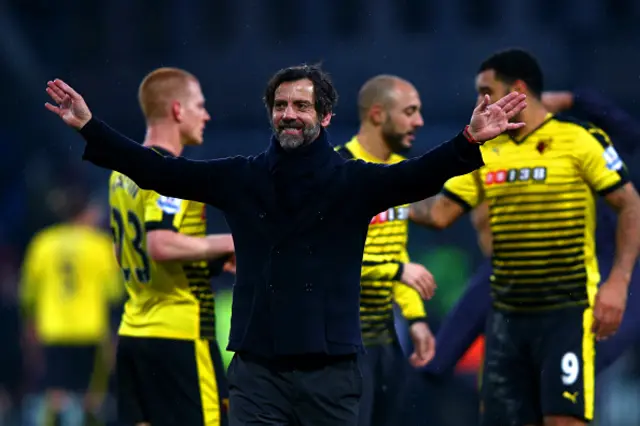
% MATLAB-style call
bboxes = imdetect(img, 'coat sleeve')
[351,132,484,216]
[80,118,245,209]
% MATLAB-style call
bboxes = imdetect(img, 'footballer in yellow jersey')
[111,68,235,426]
[336,75,437,426]
[410,49,640,426]
[20,187,122,424]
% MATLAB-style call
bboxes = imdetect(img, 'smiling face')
[270,78,331,150]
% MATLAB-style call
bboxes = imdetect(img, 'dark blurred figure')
[0,248,23,426]
[19,184,123,426]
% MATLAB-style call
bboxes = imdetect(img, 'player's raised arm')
[45,79,241,208]
[543,89,640,158]
[355,92,526,214]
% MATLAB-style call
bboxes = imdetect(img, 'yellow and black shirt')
[336,137,427,345]
[109,147,216,340]
[443,114,628,312]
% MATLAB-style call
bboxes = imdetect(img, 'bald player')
[110,68,235,426]
[335,75,436,426]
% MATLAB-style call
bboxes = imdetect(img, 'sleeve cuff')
[392,262,404,281]
[598,178,629,197]
[452,132,484,167]
[440,188,473,212]
[408,317,428,326]
[145,221,178,232]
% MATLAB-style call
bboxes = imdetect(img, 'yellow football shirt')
[443,114,628,312]
[109,149,216,340]
[20,224,122,345]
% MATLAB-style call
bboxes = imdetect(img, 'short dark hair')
[47,182,91,221]
[478,49,544,97]
[263,63,339,118]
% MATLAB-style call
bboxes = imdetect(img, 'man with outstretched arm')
[44,65,526,426]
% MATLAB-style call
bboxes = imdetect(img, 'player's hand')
[44,79,92,129]
[401,263,436,300]
[223,254,237,274]
[541,91,574,113]
[467,92,527,142]
[409,321,436,368]
[592,279,628,341]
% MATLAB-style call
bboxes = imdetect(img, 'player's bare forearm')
[409,194,464,229]
[470,202,493,256]
[605,183,640,285]
[147,230,234,262]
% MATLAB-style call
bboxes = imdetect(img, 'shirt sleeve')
[144,190,189,232]
[360,261,403,282]
[575,126,629,195]
[441,170,484,211]
[392,249,426,320]
[393,281,427,320]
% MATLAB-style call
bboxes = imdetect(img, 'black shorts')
[480,306,595,426]
[42,344,100,393]
[116,336,229,426]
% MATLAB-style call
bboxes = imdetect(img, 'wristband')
[463,125,483,145]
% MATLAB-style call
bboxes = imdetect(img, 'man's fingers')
[44,102,61,115]
[493,91,519,108]
[46,86,63,104]
[506,122,526,130]
[423,344,436,364]
[474,94,490,113]
[504,98,527,118]
[54,79,82,100]
[47,81,67,101]
[420,276,435,300]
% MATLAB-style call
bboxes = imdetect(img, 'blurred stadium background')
[2,0,640,425]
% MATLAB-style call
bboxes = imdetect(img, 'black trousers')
[228,352,363,426]
[358,341,410,426]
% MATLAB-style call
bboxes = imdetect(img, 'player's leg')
[115,336,150,426]
[73,344,103,425]
[208,339,229,425]
[192,339,224,426]
[374,341,411,426]
[538,306,595,426]
[480,309,541,426]
[41,345,88,426]
[356,345,379,426]
[423,260,492,378]
[132,337,215,426]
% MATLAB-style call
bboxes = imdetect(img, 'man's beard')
[275,120,321,150]
[381,121,413,155]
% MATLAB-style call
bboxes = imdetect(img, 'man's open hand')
[468,92,527,142]
[45,79,92,129]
